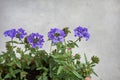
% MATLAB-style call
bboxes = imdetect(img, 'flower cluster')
[74,26,90,41]
[48,28,66,44]
[27,33,44,48]
[4,29,16,39]
[4,28,27,39]
[16,28,27,39]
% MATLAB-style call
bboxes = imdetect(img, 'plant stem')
[74,38,79,43]
[64,38,67,48]
[20,38,24,44]
[50,42,52,54]
[11,39,14,50]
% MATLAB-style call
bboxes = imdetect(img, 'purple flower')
[48,28,66,44]
[4,29,17,39]
[16,28,27,39]
[74,26,90,41]
[27,33,44,48]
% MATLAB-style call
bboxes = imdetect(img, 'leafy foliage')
[0,27,99,80]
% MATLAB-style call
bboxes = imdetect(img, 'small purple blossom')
[74,26,90,41]
[48,28,66,44]
[4,29,17,39]
[27,33,44,48]
[16,28,27,39]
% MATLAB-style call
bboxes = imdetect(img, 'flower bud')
[91,56,99,64]
[74,54,81,59]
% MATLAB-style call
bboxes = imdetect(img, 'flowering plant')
[0,26,99,80]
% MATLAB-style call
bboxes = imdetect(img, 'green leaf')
[4,68,16,79]
[67,40,79,48]
[38,76,42,80]
[7,62,14,66]
[7,41,19,44]
[16,61,21,68]
[0,73,2,79]
[37,67,48,72]
[92,69,98,77]
[57,66,63,75]
[27,59,31,65]
[14,69,21,74]
[4,73,11,79]
[73,42,79,47]
[78,38,81,42]
[20,71,28,79]
[72,70,83,79]
[16,48,22,53]
[9,68,16,78]
[35,60,39,67]
[90,64,96,67]
[37,74,48,80]
[84,53,89,65]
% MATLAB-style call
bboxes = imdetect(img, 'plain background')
[0,0,120,80]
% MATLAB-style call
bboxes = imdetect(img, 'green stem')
[20,38,24,44]
[11,39,14,50]
[64,38,67,48]
[74,38,79,43]
[64,38,68,53]
[50,42,52,54]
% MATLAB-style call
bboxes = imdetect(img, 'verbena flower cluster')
[48,28,66,44]
[4,29,16,39]
[4,28,27,39]
[74,26,90,41]
[16,28,27,39]
[27,33,44,48]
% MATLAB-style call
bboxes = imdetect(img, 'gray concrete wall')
[0,0,120,80]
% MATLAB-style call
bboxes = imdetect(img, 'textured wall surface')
[0,0,120,80]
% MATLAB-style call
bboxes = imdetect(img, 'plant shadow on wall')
[0,26,99,80]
